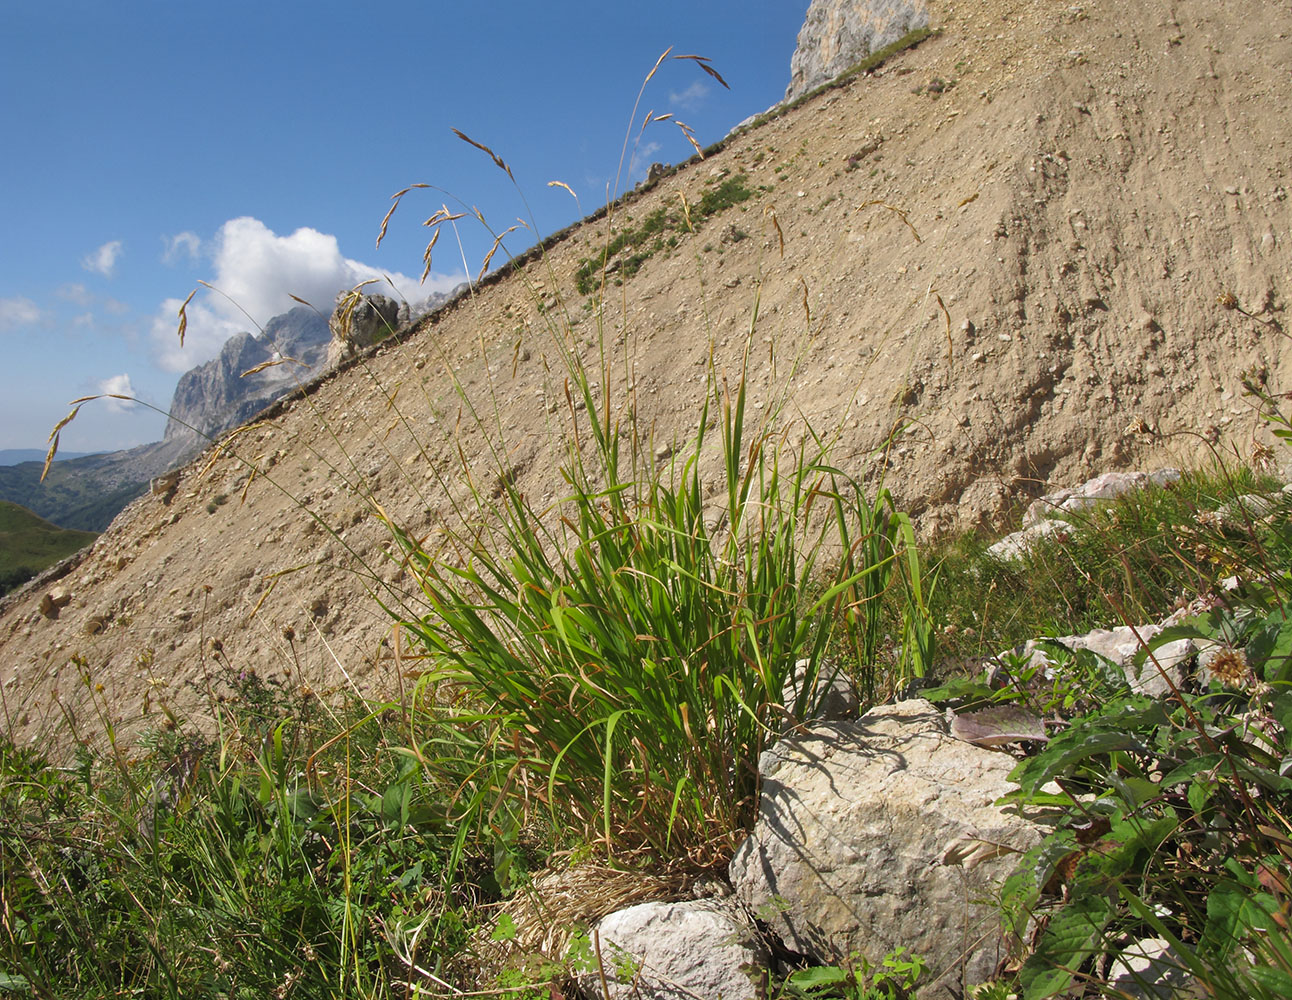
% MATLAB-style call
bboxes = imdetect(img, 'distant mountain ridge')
[0,307,333,531]
[0,289,467,532]
[0,450,94,466]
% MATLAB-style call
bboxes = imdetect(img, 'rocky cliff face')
[163,307,331,454]
[786,0,929,102]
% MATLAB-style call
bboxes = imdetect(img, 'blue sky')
[0,1,806,453]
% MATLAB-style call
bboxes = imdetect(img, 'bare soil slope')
[3,0,1289,747]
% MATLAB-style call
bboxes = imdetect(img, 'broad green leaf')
[1246,609,1292,684]
[787,966,848,991]
[1021,893,1114,999]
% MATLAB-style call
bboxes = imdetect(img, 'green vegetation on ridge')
[573,173,759,294]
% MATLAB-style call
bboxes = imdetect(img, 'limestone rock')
[730,699,1041,998]
[785,0,930,103]
[986,518,1063,562]
[780,657,859,729]
[577,898,766,1000]
[326,294,402,368]
[38,587,73,620]
[1021,469,1180,528]
[1014,625,1194,697]
[1107,936,1202,999]
[149,470,180,498]
[990,469,1181,561]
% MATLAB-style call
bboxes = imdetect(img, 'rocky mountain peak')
[786,0,930,102]
[162,306,331,452]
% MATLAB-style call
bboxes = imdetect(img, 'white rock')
[577,898,766,1000]
[1107,936,1201,999]
[1013,625,1194,697]
[986,518,1064,562]
[1022,469,1180,528]
[730,700,1041,998]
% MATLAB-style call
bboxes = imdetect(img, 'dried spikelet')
[674,119,704,158]
[376,183,431,248]
[42,404,82,481]
[673,53,729,89]
[547,180,578,203]
[197,421,271,480]
[452,129,514,180]
[240,356,304,377]
[860,199,922,242]
[764,205,785,258]
[676,192,694,233]
[958,191,980,208]
[423,206,465,228]
[333,279,382,341]
[643,47,673,85]
[799,278,812,326]
[935,292,953,367]
[42,395,138,480]
[476,225,519,283]
[176,289,196,348]
[421,227,441,284]
[41,433,61,482]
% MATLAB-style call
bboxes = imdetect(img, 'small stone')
[39,588,73,619]
[579,899,768,1000]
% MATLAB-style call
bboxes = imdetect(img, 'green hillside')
[0,500,98,596]
[0,458,149,532]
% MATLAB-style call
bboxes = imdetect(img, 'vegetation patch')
[0,500,97,596]
[573,174,757,294]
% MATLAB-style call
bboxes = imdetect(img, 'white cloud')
[0,296,43,331]
[72,313,96,329]
[162,231,203,264]
[97,373,138,413]
[56,282,94,306]
[82,240,124,276]
[151,296,238,373]
[669,80,710,111]
[150,216,463,372]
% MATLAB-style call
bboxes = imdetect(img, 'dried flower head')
[1208,647,1249,688]
[1195,510,1223,532]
